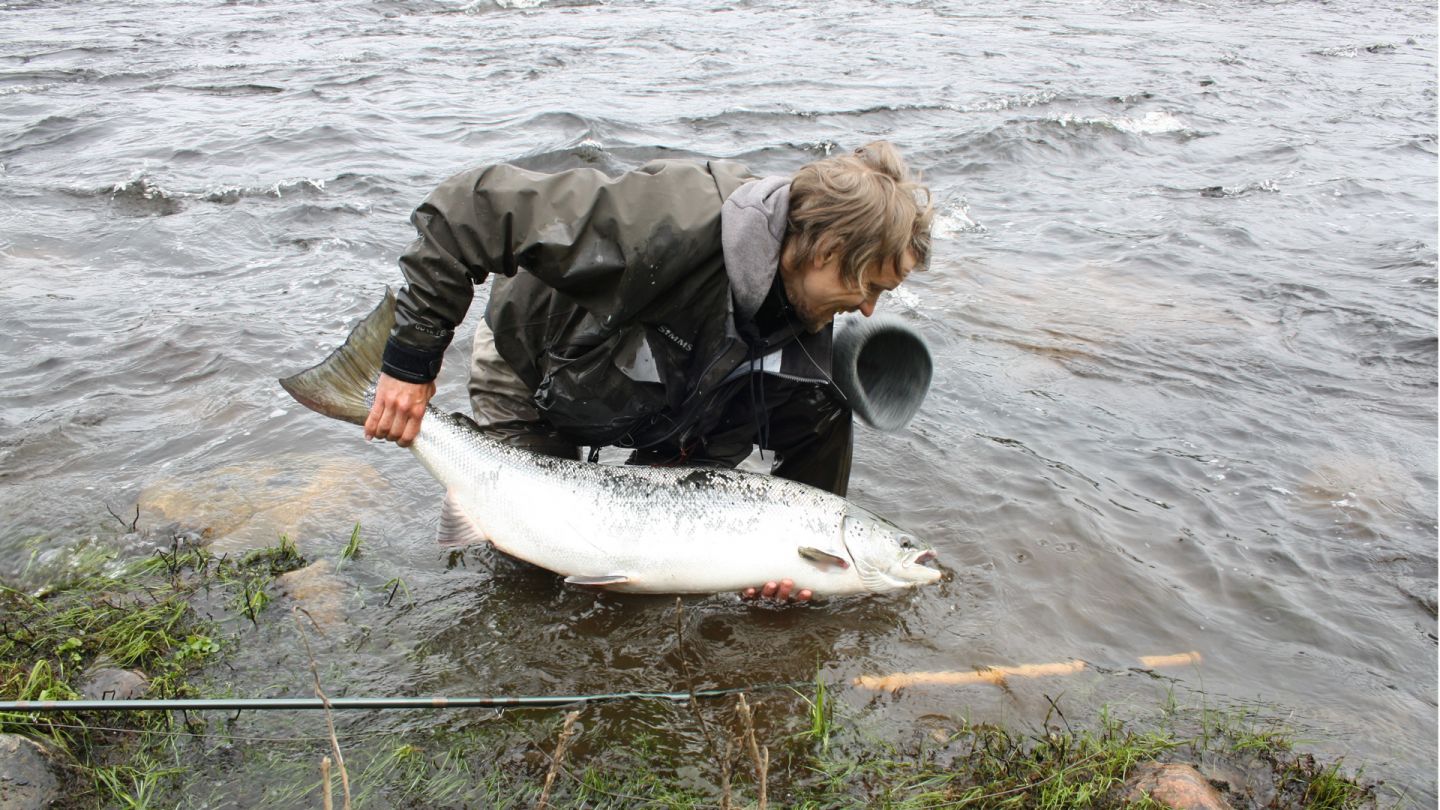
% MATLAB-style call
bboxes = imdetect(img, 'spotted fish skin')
[280,291,941,595]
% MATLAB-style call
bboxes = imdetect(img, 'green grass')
[796,671,834,753]
[785,712,1178,809]
[92,754,180,810]
[339,522,364,565]
[0,533,308,808]
[1289,757,1376,809]
[237,533,305,577]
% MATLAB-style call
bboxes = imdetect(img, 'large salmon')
[279,291,941,595]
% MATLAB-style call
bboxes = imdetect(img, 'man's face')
[786,249,917,333]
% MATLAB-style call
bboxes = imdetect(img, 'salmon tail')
[279,288,396,426]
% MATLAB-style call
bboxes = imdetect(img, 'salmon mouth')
[910,549,937,566]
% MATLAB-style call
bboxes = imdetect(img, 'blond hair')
[785,141,933,288]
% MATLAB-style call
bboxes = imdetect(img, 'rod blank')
[0,685,788,714]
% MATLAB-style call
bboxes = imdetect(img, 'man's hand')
[364,373,436,448]
[742,579,813,604]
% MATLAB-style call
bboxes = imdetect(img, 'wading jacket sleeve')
[385,159,759,447]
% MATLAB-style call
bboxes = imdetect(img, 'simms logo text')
[656,325,693,353]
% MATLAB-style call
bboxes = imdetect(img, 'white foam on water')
[888,284,921,311]
[931,203,985,240]
[1056,110,1193,136]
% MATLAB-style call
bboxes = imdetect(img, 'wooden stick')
[536,710,580,810]
[854,652,1203,692]
[293,608,350,810]
[673,598,720,756]
[321,756,333,810]
[1138,651,1202,668]
[719,738,733,810]
[735,694,767,810]
[854,661,1086,692]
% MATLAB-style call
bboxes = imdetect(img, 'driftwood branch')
[293,607,350,810]
[736,693,768,810]
[320,755,333,810]
[673,598,721,756]
[720,738,733,810]
[106,503,139,532]
[536,710,581,810]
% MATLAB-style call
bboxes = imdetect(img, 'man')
[364,142,932,601]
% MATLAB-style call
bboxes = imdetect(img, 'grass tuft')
[0,533,307,808]
[339,522,363,564]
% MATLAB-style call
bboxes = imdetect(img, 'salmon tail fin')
[279,288,396,426]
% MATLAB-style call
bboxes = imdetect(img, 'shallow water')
[1,0,1435,803]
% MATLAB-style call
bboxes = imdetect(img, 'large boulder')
[139,455,388,553]
[0,735,62,810]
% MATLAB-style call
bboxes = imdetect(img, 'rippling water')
[2,0,1435,803]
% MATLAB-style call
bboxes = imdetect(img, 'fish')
[279,290,942,595]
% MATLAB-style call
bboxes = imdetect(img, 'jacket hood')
[720,176,791,321]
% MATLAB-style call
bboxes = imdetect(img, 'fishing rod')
[0,683,805,714]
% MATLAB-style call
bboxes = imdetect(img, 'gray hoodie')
[720,175,792,322]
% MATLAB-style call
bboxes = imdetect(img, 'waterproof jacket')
[384,158,834,451]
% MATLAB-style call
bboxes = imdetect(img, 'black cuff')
[382,338,444,383]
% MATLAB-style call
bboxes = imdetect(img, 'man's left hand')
[365,373,435,447]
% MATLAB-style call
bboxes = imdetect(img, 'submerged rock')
[139,455,388,553]
[276,558,351,628]
[1123,762,1234,810]
[0,734,62,810]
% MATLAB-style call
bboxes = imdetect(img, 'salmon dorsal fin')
[798,546,849,569]
[437,491,488,549]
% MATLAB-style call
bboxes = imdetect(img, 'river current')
[1,0,1435,804]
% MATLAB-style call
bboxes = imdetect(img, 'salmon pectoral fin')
[799,545,850,569]
[436,491,489,549]
[564,574,631,588]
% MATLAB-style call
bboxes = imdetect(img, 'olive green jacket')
[385,158,832,450]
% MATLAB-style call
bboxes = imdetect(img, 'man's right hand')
[364,373,436,448]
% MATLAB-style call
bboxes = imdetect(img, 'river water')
[1,0,1435,804]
